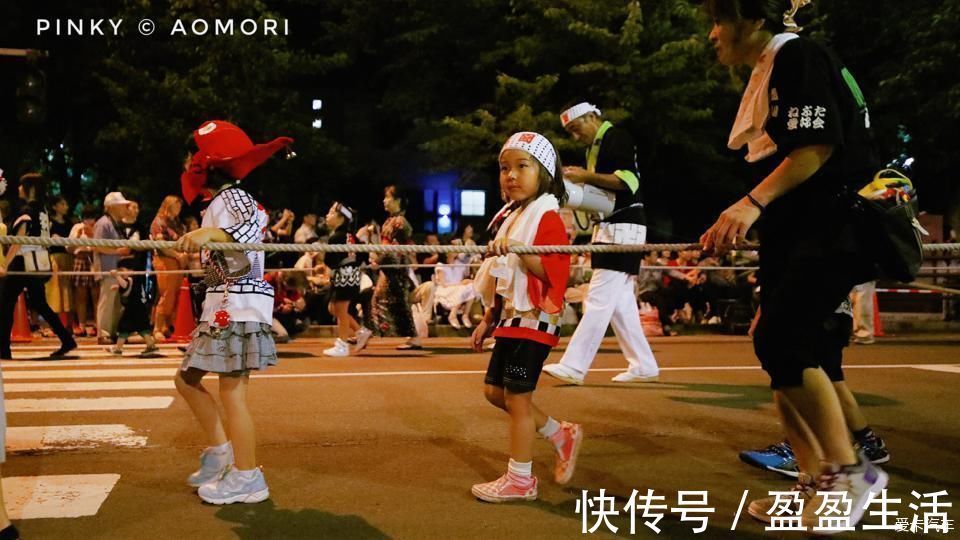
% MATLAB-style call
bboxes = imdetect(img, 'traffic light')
[16,67,47,124]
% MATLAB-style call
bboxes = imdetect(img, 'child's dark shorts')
[484,337,552,394]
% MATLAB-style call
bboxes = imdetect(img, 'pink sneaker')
[552,422,583,485]
[471,473,538,503]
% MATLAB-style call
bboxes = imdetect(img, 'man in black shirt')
[541,102,660,385]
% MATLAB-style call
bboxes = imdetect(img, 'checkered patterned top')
[199,187,274,324]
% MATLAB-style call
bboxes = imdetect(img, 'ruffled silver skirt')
[180,321,277,374]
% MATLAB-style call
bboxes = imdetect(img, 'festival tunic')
[199,186,274,324]
[588,122,647,275]
[491,210,570,347]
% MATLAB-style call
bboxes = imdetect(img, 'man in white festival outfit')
[541,102,660,385]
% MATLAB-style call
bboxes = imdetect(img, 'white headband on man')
[560,102,602,127]
[500,132,557,178]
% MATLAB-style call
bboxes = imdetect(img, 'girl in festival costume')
[173,120,292,505]
[322,201,372,357]
[470,132,582,503]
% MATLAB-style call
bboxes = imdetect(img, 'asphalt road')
[2,334,958,539]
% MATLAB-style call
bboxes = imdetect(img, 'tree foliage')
[0,0,956,234]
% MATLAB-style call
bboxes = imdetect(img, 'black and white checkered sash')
[496,310,561,337]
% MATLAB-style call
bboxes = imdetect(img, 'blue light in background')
[438,215,452,233]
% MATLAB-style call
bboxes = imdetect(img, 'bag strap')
[873,168,910,183]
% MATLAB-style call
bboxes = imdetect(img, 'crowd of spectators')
[4,174,953,349]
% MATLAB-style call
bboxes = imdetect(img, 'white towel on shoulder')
[474,193,559,312]
[728,33,798,163]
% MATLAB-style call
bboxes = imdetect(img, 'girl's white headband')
[499,132,558,178]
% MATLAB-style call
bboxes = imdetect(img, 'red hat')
[181,120,293,205]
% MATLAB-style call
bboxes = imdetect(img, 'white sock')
[209,441,232,455]
[234,468,258,479]
[507,458,532,478]
[538,417,561,439]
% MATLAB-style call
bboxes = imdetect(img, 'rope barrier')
[0,235,706,253]
[6,265,959,280]
[1,235,959,255]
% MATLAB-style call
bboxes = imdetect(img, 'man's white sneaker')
[541,363,585,385]
[197,467,270,505]
[611,371,659,383]
[354,328,372,352]
[323,338,351,357]
[187,444,234,487]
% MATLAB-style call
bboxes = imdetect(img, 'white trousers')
[558,268,659,376]
[851,280,876,338]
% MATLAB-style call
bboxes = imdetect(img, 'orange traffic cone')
[11,293,33,343]
[872,291,884,337]
[168,277,197,343]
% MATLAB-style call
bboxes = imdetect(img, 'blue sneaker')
[187,444,234,487]
[198,467,269,505]
[739,440,799,478]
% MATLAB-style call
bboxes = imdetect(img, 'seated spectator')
[415,233,440,284]
[636,250,662,301]
[564,252,592,307]
[295,250,332,324]
[638,250,676,336]
[410,233,440,320]
[294,213,320,243]
[268,272,308,341]
[457,224,482,276]
[562,251,592,325]
[433,241,477,329]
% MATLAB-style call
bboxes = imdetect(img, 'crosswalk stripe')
[11,344,184,351]
[6,396,175,412]
[4,380,176,393]
[3,368,176,380]
[3,474,121,519]
[7,425,148,453]
[3,353,180,361]
[2,359,181,369]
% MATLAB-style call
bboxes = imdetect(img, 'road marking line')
[4,380,176,393]
[7,424,148,453]
[2,368,176,380]
[3,474,120,519]
[247,363,960,380]
[1,363,951,386]
[911,365,960,374]
[6,397,174,412]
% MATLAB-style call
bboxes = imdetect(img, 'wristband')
[746,193,765,213]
